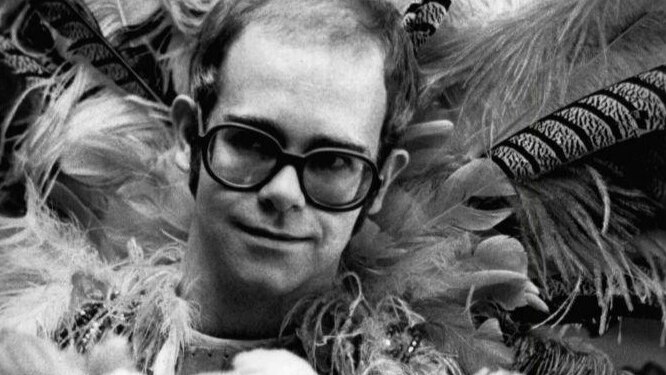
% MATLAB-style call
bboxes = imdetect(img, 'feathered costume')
[0,0,665,374]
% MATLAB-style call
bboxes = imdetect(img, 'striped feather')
[30,0,164,102]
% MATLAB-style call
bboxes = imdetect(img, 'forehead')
[209,24,387,157]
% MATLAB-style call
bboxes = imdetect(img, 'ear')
[367,149,409,215]
[171,94,200,139]
[170,95,199,171]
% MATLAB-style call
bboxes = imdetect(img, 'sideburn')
[187,131,201,197]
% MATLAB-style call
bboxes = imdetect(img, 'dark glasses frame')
[198,123,382,212]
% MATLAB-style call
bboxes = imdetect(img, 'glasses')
[199,123,382,211]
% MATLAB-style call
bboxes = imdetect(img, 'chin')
[197,220,339,299]
[235,266,311,297]
[230,254,334,299]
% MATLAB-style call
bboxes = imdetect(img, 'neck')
[184,277,296,339]
[181,227,321,340]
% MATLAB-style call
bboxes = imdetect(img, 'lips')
[235,221,311,242]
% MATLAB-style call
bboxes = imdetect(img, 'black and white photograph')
[0,0,664,374]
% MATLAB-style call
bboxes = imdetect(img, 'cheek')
[316,211,359,264]
[194,172,241,229]
[196,173,223,212]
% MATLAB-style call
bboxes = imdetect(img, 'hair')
[186,0,419,194]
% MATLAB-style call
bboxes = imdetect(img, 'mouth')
[235,221,311,242]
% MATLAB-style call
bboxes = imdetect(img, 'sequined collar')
[179,330,297,375]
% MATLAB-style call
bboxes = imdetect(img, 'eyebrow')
[222,114,286,145]
[222,114,370,155]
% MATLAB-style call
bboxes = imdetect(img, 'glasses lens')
[207,126,279,186]
[303,151,375,207]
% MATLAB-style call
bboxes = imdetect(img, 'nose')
[257,165,306,212]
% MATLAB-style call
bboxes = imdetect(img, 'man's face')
[188,25,388,297]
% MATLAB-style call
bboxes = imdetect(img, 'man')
[171,0,414,341]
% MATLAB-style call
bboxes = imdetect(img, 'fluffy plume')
[288,275,469,375]
[512,329,616,375]
[2,65,192,260]
[0,180,192,374]
[82,0,162,38]
[418,0,666,154]
[0,330,86,375]
[514,163,666,332]
[160,0,218,37]
[0,180,103,335]
[410,0,666,335]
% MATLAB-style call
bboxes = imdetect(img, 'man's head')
[173,0,419,306]
[187,0,419,194]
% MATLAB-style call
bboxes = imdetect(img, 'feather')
[0,178,192,372]
[418,303,515,373]
[0,182,102,337]
[398,119,454,179]
[0,330,86,375]
[80,0,177,102]
[159,0,216,37]
[150,329,180,375]
[4,65,192,258]
[423,158,515,231]
[431,159,515,206]
[48,178,121,261]
[435,206,513,232]
[30,0,165,102]
[86,335,137,375]
[411,0,666,335]
[490,65,666,180]
[512,330,616,375]
[82,0,161,38]
[514,163,666,328]
[287,276,469,375]
[418,0,666,154]
[377,156,514,238]
[472,236,526,274]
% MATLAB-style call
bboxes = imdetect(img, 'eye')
[309,153,356,172]
[229,131,263,150]
[224,128,276,156]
